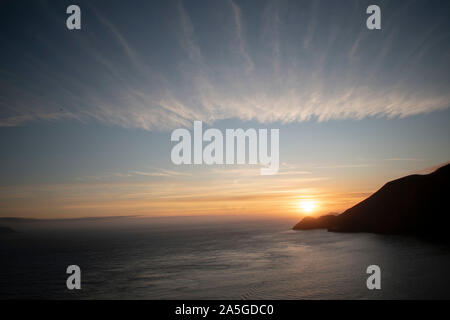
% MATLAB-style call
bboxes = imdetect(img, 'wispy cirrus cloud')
[384,158,424,162]
[130,169,192,177]
[1,0,449,130]
[229,0,254,73]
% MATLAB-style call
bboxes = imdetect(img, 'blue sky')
[0,0,449,218]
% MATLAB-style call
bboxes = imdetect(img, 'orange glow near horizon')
[0,166,375,219]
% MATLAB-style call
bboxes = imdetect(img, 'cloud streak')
[1,0,449,130]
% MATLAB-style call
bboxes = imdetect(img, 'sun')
[298,200,317,214]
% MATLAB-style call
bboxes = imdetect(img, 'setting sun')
[298,200,317,214]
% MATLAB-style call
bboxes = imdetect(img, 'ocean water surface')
[1,216,449,299]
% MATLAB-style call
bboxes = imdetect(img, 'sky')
[0,0,449,219]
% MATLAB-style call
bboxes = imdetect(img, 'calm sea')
[1,216,449,299]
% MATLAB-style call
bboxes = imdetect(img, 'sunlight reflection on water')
[1,218,450,299]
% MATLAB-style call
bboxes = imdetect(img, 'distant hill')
[293,163,450,240]
[0,226,16,234]
[292,215,338,230]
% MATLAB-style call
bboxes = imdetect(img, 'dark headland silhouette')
[293,163,450,241]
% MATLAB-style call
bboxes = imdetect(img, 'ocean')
[1,216,449,299]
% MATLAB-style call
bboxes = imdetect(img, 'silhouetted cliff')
[293,163,450,240]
